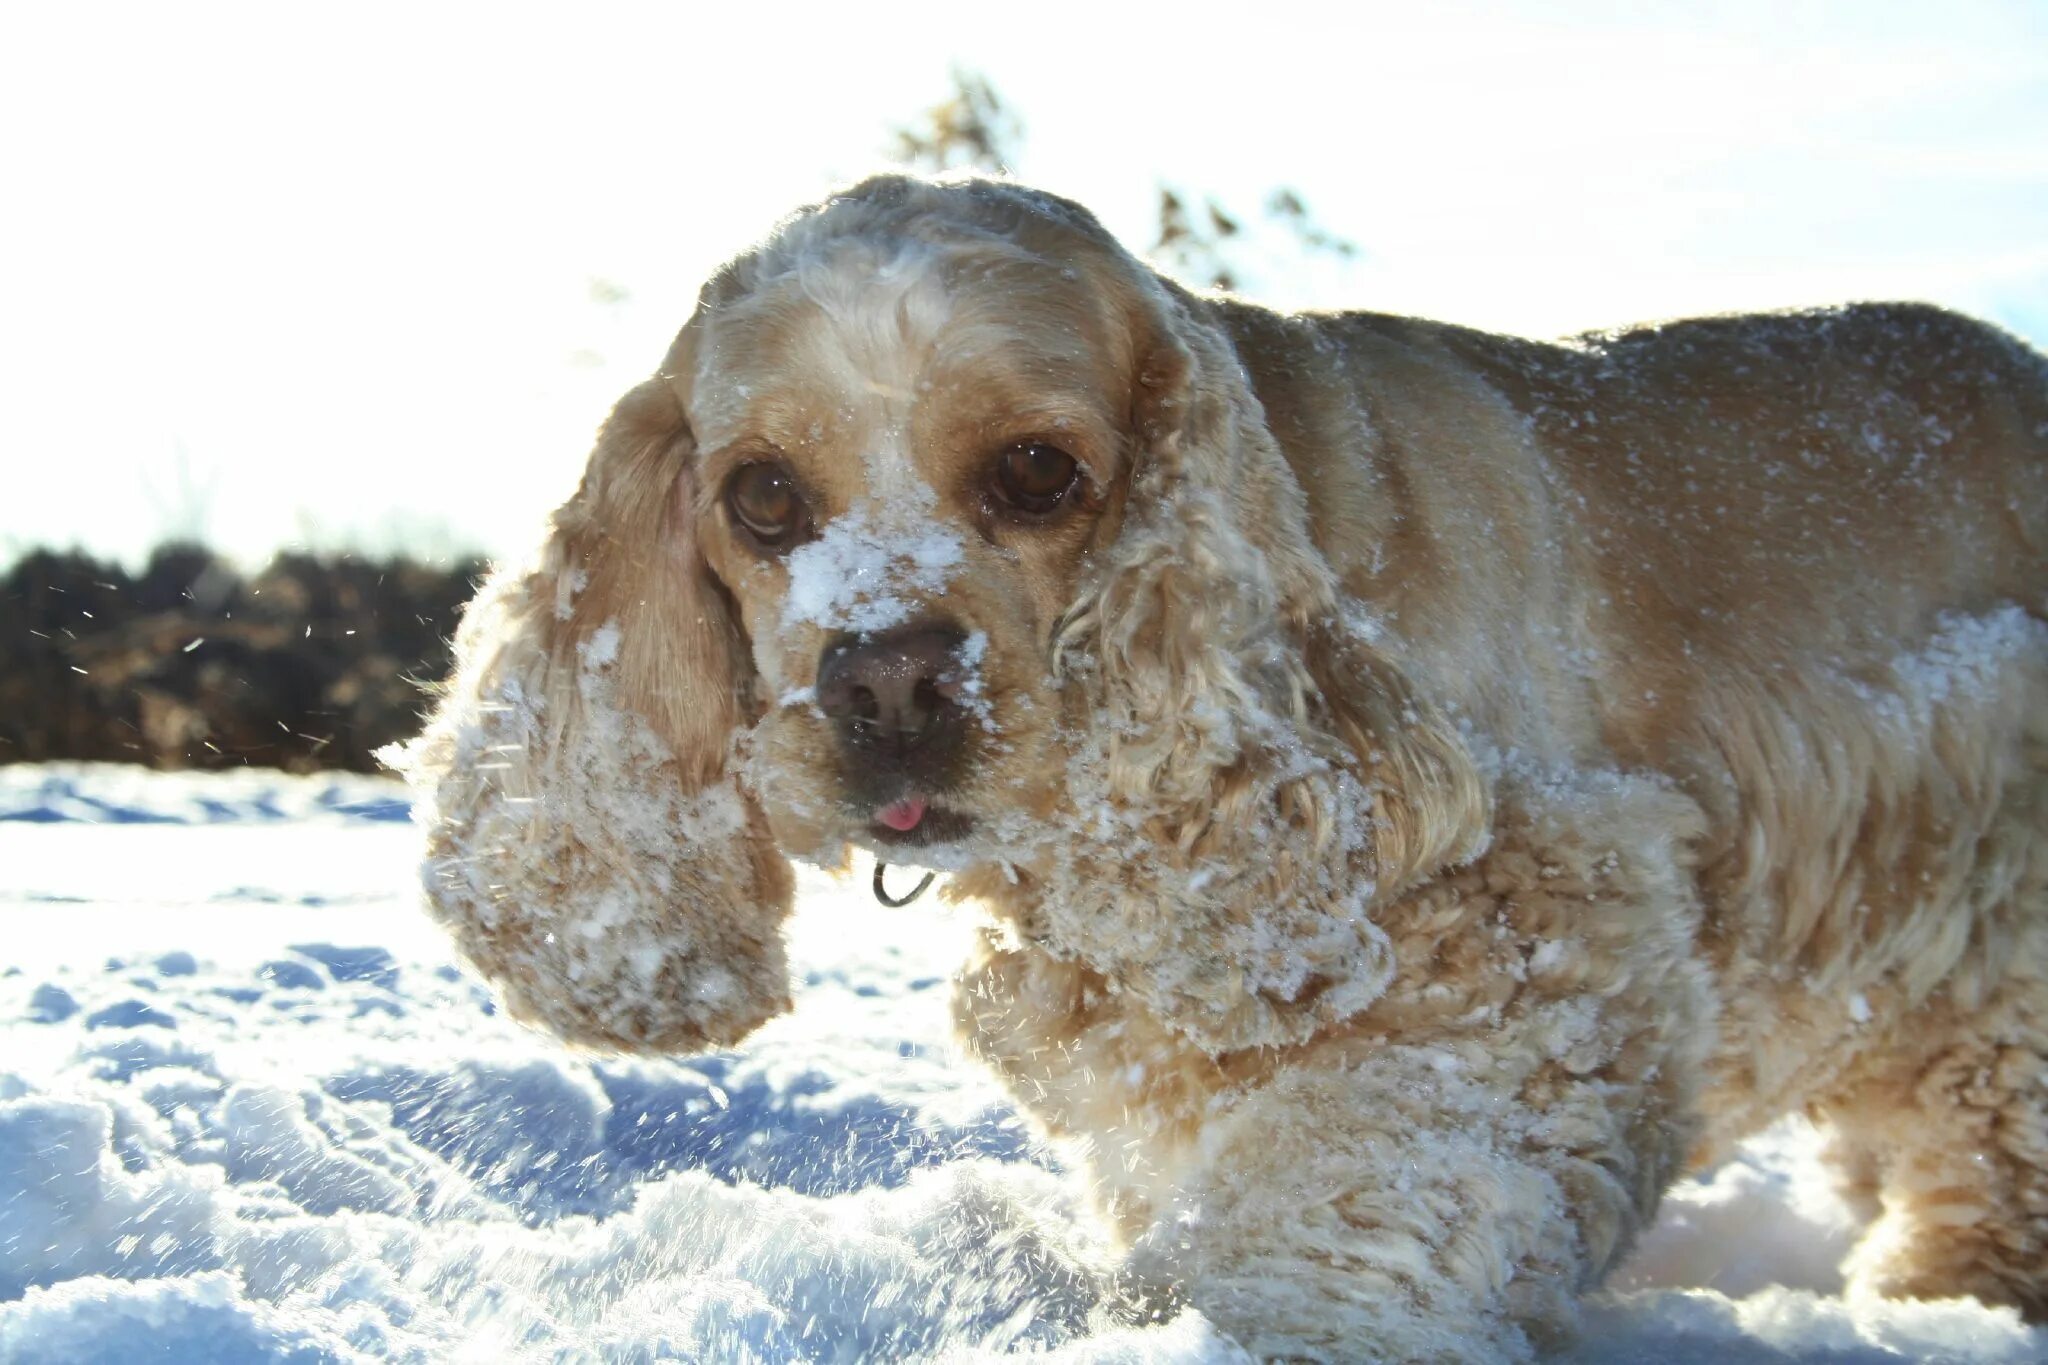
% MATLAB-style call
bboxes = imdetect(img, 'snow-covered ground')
[2,764,2041,1363]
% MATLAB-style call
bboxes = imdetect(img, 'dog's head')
[397,176,1488,1055]
[681,177,1136,865]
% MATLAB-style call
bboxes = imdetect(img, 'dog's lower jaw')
[955,773,1716,1361]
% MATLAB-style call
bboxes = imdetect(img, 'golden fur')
[392,175,2048,1359]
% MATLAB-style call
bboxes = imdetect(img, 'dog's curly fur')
[391,175,2048,1359]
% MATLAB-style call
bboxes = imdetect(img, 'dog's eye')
[992,442,1080,515]
[726,462,809,549]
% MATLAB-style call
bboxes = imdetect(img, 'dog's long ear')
[1044,283,1489,1052]
[388,368,794,1053]
[1300,613,1493,901]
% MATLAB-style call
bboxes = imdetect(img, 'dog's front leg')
[959,930,1709,1359]
[1130,788,1717,1361]
[964,925,1708,1361]
[962,781,1717,1360]
[1134,1018,1680,1360]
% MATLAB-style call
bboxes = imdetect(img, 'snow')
[3,764,2042,1363]
[781,498,967,637]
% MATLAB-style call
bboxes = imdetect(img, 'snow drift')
[1,764,2041,1362]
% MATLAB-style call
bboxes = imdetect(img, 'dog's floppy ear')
[388,364,794,1053]
[1044,282,1489,1052]
[1300,611,1493,901]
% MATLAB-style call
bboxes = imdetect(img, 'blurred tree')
[1266,188,1361,261]
[889,70,1360,296]
[1154,187,1245,292]
[889,69,1021,175]
[141,439,220,549]
[0,546,481,772]
[1152,184,1360,294]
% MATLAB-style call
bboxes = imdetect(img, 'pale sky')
[4,0,2044,569]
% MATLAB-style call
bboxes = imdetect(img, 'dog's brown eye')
[726,462,808,548]
[993,442,1080,514]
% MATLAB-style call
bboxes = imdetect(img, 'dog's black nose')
[815,624,969,767]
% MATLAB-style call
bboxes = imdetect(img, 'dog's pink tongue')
[876,796,927,832]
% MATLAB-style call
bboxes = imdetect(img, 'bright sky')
[5,1,2044,569]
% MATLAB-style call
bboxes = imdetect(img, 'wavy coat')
[393,175,2048,1359]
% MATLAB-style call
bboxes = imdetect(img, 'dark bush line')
[1,544,486,773]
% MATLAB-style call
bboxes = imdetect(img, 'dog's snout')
[815,624,970,763]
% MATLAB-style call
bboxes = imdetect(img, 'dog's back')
[1475,302,2045,675]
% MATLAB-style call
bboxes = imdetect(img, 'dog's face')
[682,227,1138,866]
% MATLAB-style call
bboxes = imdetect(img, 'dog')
[391,174,2048,1359]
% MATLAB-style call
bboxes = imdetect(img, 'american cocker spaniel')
[392,175,2048,1360]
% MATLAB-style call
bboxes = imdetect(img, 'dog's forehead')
[689,235,1119,498]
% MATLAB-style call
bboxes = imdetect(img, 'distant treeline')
[1,546,486,773]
